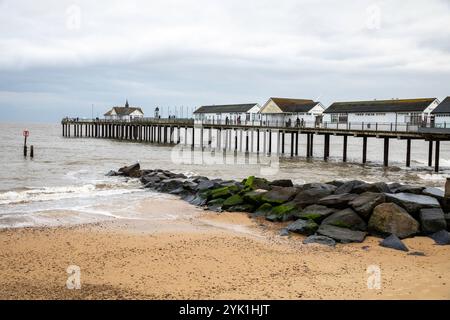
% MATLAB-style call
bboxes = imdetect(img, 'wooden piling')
[290,132,294,157]
[435,140,440,172]
[383,137,389,167]
[362,136,367,164]
[428,141,433,167]
[406,138,411,167]
[343,135,348,162]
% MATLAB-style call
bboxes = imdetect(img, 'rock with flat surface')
[286,219,319,236]
[420,208,447,234]
[261,187,298,205]
[384,192,440,216]
[207,198,224,212]
[321,208,367,231]
[349,192,385,219]
[295,204,336,222]
[222,194,244,209]
[196,180,219,191]
[270,179,294,188]
[430,230,450,245]
[252,203,272,217]
[353,182,391,194]
[301,183,337,193]
[379,234,409,252]
[389,184,424,194]
[244,176,271,190]
[368,203,419,238]
[292,187,335,208]
[243,189,268,205]
[118,163,141,177]
[303,235,336,247]
[422,187,450,211]
[334,180,366,194]
[318,193,358,209]
[317,224,367,243]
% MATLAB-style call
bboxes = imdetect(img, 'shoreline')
[1,200,449,300]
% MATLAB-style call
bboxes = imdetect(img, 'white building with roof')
[104,100,144,121]
[193,103,261,125]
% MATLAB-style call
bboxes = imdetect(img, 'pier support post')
[428,141,433,167]
[290,132,294,157]
[406,138,411,167]
[234,129,238,151]
[295,131,298,156]
[306,134,310,157]
[362,136,367,164]
[343,135,348,162]
[324,134,330,161]
[191,127,195,149]
[281,131,285,155]
[435,140,440,173]
[268,130,272,155]
[208,128,212,147]
[256,129,260,153]
[383,137,389,167]
[246,131,249,153]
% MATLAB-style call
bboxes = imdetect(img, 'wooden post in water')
[30,145,34,158]
[324,134,330,161]
[295,131,298,156]
[309,133,314,158]
[435,140,440,173]
[268,130,272,155]
[256,129,260,153]
[306,133,310,157]
[343,135,348,162]
[428,141,433,167]
[406,138,411,167]
[281,131,285,155]
[290,132,294,157]
[362,136,367,164]
[191,127,195,149]
[383,137,389,167]
[234,129,238,151]
[246,130,249,153]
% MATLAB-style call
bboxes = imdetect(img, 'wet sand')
[0,198,449,300]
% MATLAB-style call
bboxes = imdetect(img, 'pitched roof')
[324,98,436,114]
[194,103,258,114]
[268,98,320,113]
[104,106,144,116]
[431,97,450,114]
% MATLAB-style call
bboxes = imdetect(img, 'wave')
[0,181,143,206]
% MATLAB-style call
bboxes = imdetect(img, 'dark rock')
[295,204,336,222]
[389,184,424,194]
[292,187,334,208]
[270,179,294,188]
[106,170,121,176]
[422,187,450,211]
[189,194,208,206]
[207,198,224,212]
[321,208,367,231]
[430,230,450,245]
[279,229,290,236]
[265,214,279,222]
[209,186,238,199]
[334,180,366,194]
[267,202,299,222]
[352,182,391,194]
[379,234,409,252]
[325,180,345,187]
[244,176,271,190]
[368,203,419,239]
[228,204,255,212]
[286,219,319,235]
[445,214,450,231]
[317,193,358,209]
[158,178,186,193]
[317,224,367,243]
[243,189,268,205]
[420,208,447,234]
[252,203,273,217]
[196,180,219,191]
[385,192,440,216]
[349,192,385,219]
[261,187,299,205]
[190,176,209,183]
[301,183,337,193]
[141,175,161,185]
[303,235,336,247]
[118,163,141,177]
[222,194,244,209]
[408,251,426,256]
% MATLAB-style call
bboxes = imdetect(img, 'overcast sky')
[1,0,450,122]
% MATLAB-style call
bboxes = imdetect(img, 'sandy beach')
[0,196,449,300]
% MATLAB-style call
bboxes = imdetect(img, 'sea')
[1,122,449,229]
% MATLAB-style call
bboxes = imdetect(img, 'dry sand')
[0,197,449,300]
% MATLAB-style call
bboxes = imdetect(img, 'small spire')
[125,99,129,108]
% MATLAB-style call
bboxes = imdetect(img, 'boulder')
[243,189,268,205]
[368,203,420,239]
[286,219,319,236]
[228,204,255,212]
[419,208,447,234]
[295,204,336,222]
[209,186,235,199]
[252,203,273,217]
[321,208,367,231]
[196,180,220,191]
[325,180,345,187]
[267,202,299,222]
[106,170,121,176]
[430,230,450,245]
[189,193,208,206]
[445,213,450,231]
[385,192,440,216]
[379,234,409,252]
[317,224,367,243]
[349,192,385,219]
[301,183,337,193]
[261,187,299,205]
[317,193,358,209]
[279,229,290,236]
[158,178,186,193]
[303,235,336,247]
[353,182,391,194]
[207,198,224,212]
[422,187,450,211]
[142,176,162,188]
[270,179,294,188]
[222,194,244,209]
[244,176,271,191]
[389,184,424,194]
[334,180,366,194]
[118,163,141,177]
[292,187,334,208]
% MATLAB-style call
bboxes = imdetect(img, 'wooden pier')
[61,118,450,172]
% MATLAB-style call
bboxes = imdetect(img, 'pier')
[61,118,450,172]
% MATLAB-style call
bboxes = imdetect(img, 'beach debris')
[430,230,450,245]
[321,208,367,231]
[408,251,426,256]
[419,208,447,234]
[379,234,409,252]
[279,228,290,237]
[303,235,336,247]
[286,219,319,236]
[316,225,367,243]
[114,165,450,246]
[368,203,419,239]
